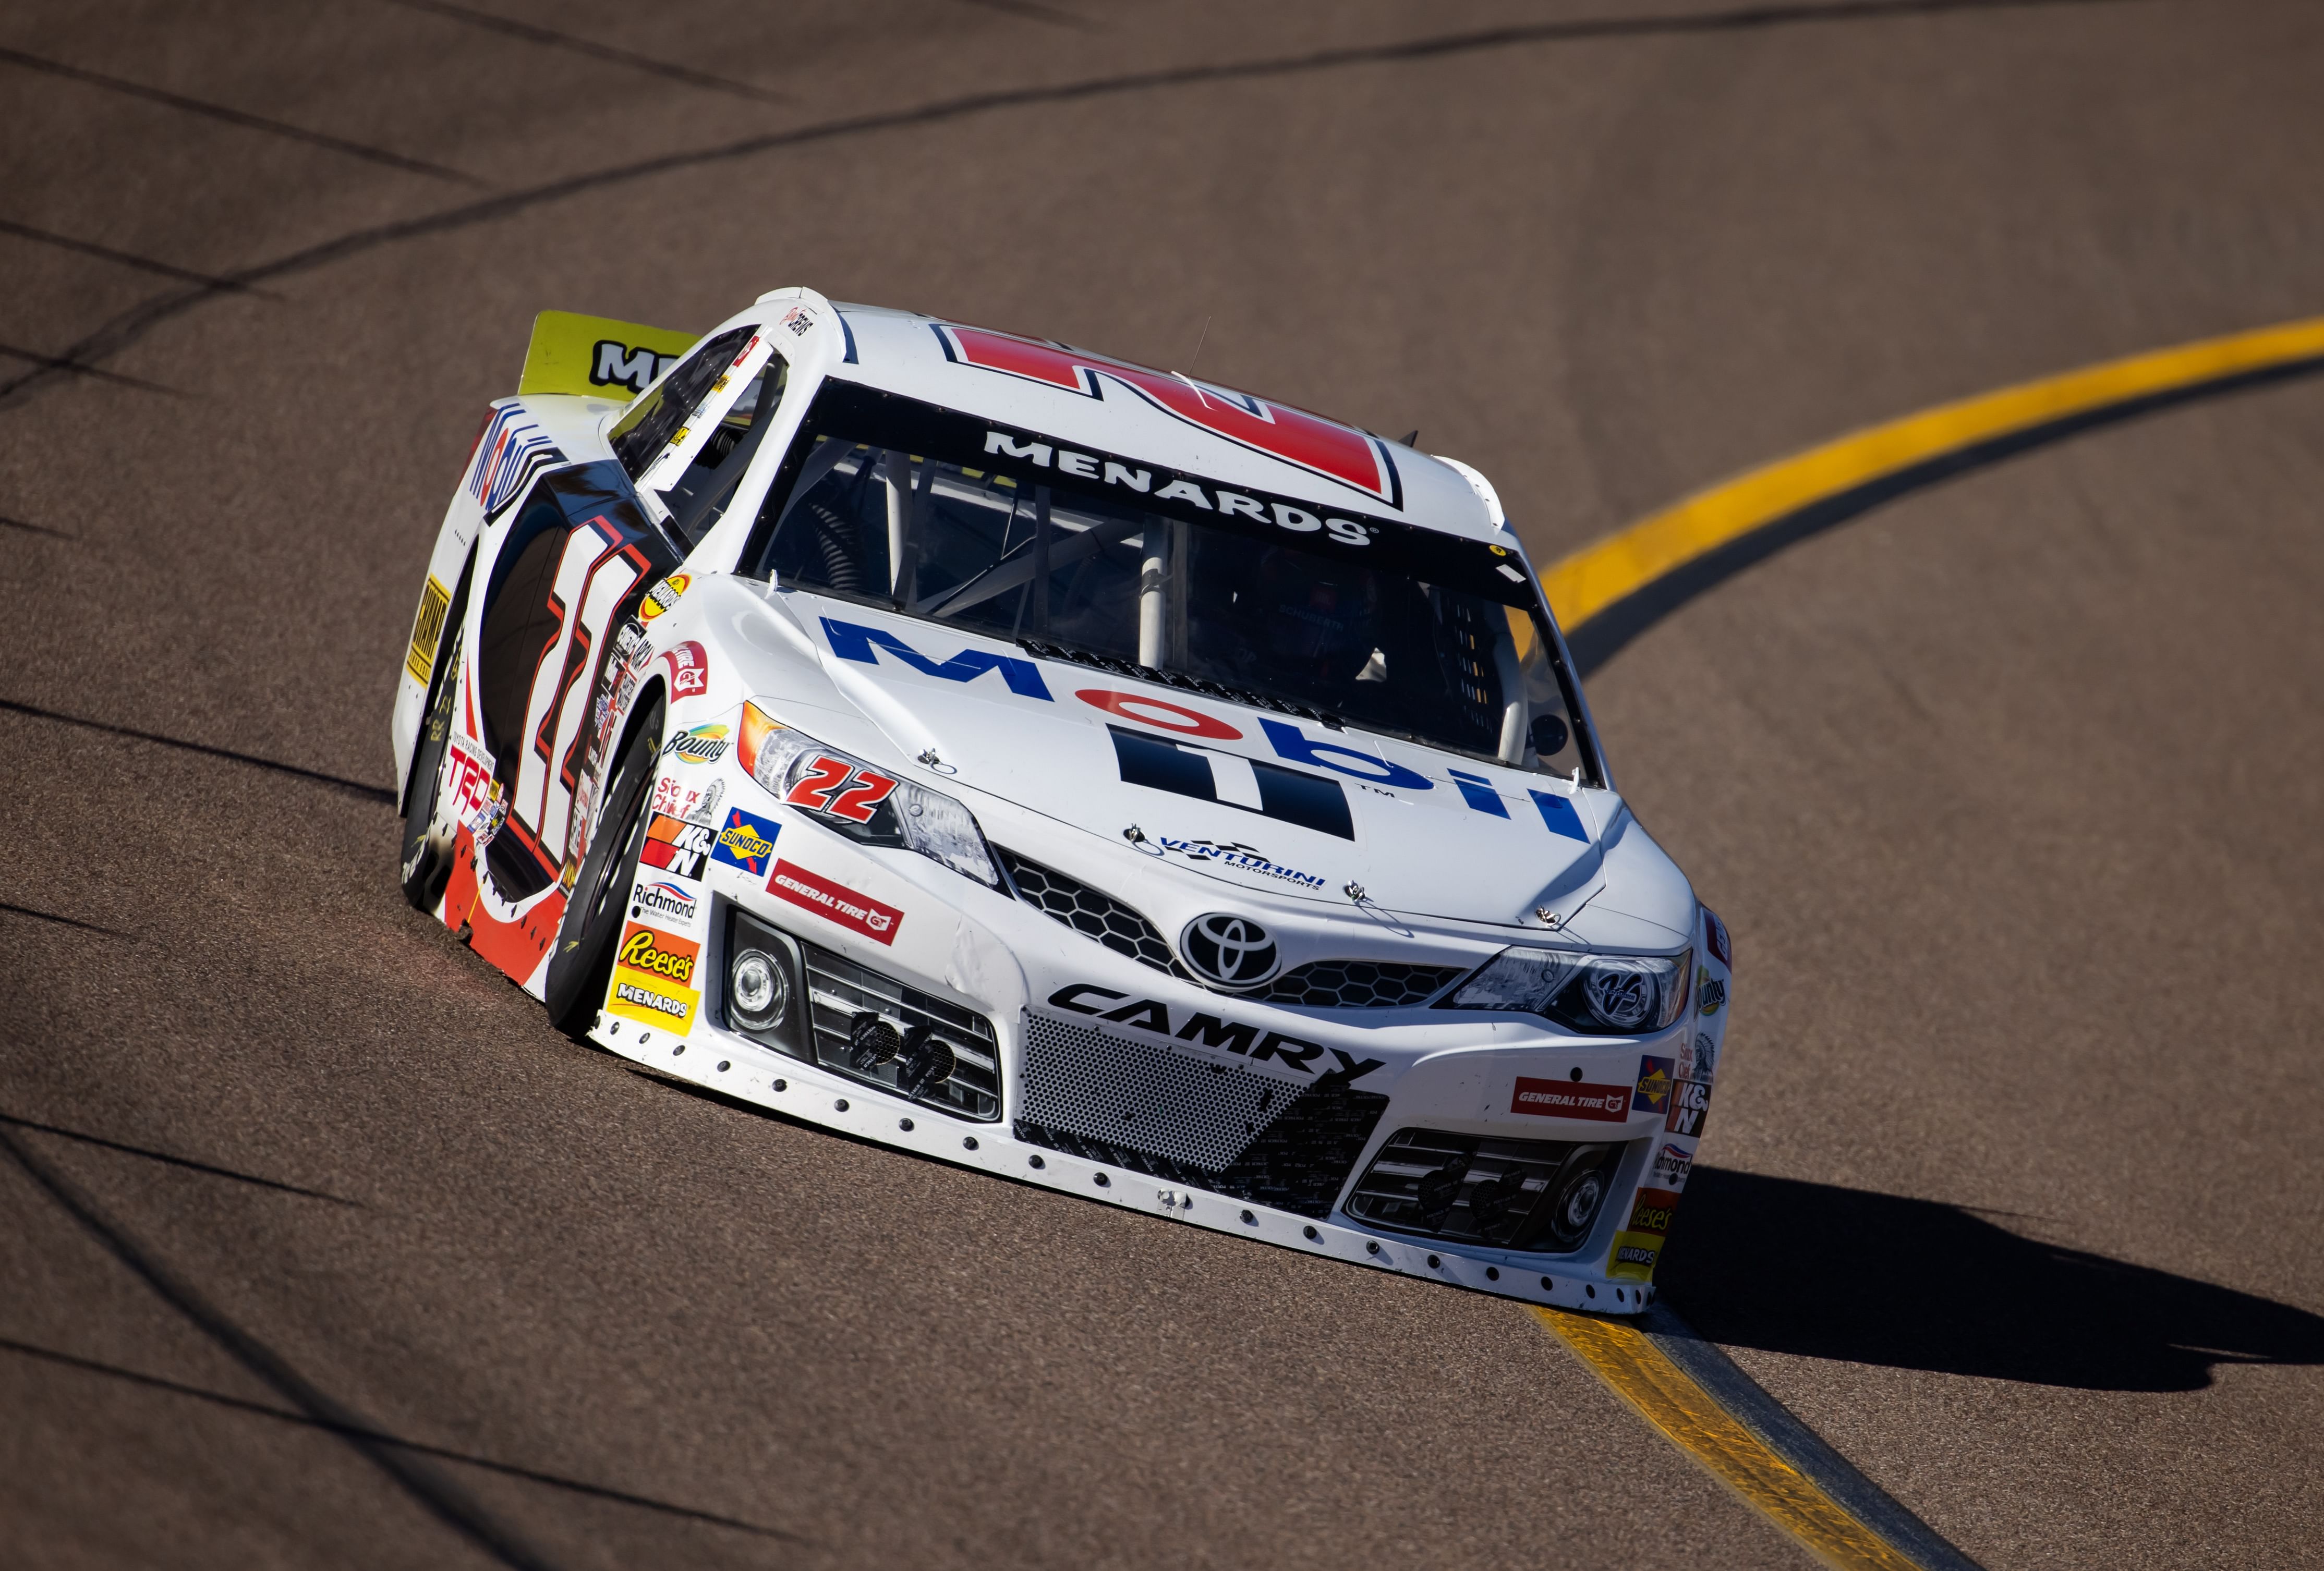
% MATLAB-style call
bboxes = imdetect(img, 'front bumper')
[586,802,1722,1314]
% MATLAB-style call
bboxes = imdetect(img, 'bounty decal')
[1045,985,1384,1081]
[1511,1077,1631,1122]
[1607,1187,1681,1282]
[664,724,728,765]
[821,618,1053,699]
[1697,968,1727,1016]
[709,808,781,878]
[405,576,451,684]
[634,878,698,923]
[660,640,709,698]
[1110,728,1353,841]
[639,574,690,620]
[606,920,700,1033]
[468,405,565,518]
[1151,836,1326,893]
[938,323,1401,507]
[641,812,712,879]
[767,861,902,944]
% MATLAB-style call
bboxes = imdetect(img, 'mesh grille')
[1020,1014,1298,1170]
[1345,1127,1626,1252]
[996,848,1176,972]
[802,941,1001,1122]
[1016,1014,1388,1217]
[1253,959,1465,1008]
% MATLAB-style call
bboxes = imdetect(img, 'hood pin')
[1534,906,1563,929]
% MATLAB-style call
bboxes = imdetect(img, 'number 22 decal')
[785,755,898,823]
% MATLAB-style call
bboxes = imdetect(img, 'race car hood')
[707,582,1692,944]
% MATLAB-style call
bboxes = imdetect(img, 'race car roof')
[820,301,1506,543]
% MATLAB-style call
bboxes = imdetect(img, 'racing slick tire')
[544,700,665,1034]
[397,618,465,912]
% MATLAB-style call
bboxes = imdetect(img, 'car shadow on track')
[1656,1167,2324,1392]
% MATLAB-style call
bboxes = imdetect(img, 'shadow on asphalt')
[1656,1167,2324,1392]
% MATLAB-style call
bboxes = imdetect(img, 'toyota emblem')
[1178,913,1281,989]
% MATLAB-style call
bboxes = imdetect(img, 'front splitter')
[588,1010,1656,1316]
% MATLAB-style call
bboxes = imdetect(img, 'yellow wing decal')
[516,310,703,401]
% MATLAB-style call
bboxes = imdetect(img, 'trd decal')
[935,323,1401,507]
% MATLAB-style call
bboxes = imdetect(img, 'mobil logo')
[821,618,1054,699]
[934,323,1401,506]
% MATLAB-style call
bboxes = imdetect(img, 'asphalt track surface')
[3,3,2321,1566]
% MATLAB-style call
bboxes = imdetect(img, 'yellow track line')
[1522,316,2324,1567]
[1533,1308,1925,1570]
[1540,314,2324,628]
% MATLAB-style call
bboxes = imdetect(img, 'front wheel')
[543,701,664,1034]
[398,618,466,912]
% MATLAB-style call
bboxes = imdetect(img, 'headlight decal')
[739,701,1002,888]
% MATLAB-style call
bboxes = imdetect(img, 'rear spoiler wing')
[517,310,703,401]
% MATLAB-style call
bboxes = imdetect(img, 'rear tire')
[398,618,465,912]
[543,701,664,1034]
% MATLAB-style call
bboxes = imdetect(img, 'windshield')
[741,381,1597,779]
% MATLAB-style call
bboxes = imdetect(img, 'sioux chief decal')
[933,323,1402,508]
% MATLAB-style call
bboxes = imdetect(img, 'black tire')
[543,701,664,1034]
[398,617,465,912]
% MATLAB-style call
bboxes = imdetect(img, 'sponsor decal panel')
[651,772,724,828]
[406,575,451,684]
[606,920,701,1033]
[640,573,691,620]
[641,812,712,879]
[768,860,903,945]
[1703,907,1732,969]
[634,878,698,923]
[664,723,728,765]
[781,305,815,336]
[1632,1054,1675,1119]
[1045,985,1383,1081]
[1649,1140,1696,1191]
[1154,836,1326,892]
[1607,1187,1683,1282]
[1511,1077,1631,1122]
[1678,1029,1718,1088]
[445,733,506,848]
[659,640,709,698]
[709,808,781,878]
[1666,1075,1712,1138]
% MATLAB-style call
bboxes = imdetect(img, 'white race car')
[391,291,1731,1312]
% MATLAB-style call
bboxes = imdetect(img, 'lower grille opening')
[1346,1128,1626,1253]
[1013,1012,1386,1218]
[801,941,1001,1122]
